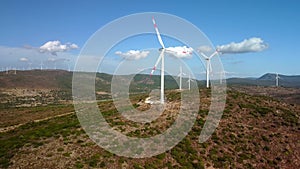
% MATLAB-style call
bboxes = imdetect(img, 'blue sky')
[0,0,299,77]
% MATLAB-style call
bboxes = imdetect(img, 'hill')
[0,70,180,92]
[227,73,300,88]
[0,70,72,89]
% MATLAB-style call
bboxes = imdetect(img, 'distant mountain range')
[0,70,299,90]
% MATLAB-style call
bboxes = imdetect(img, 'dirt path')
[0,112,74,133]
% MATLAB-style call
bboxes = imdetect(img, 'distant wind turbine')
[200,49,220,88]
[187,74,194,90]
[216,70,228,84]
[40,61,44,70]
[276,73,280,87]
[219,71,225,84]
[67,62,71,72]
[177,66,186,90]
[28,63,32,70]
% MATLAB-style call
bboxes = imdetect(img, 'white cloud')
[69,43,78,49]
[47,57,56,62]
[197,45,213,53]
[47,57,69,63]
[217,37,268,54]
[165,46,193,58]
[19,57,28,62]
[115,50,149,60]
[0,45,76,70]
[39,40,79,55]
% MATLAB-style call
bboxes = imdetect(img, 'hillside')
[0,87,299,168]
[227,73,300,88]
[0,70,180,91]
[0,70,73,89]
[0,70,299,168]
[2,70,300,90]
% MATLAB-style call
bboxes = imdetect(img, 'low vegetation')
[0,77,299,168]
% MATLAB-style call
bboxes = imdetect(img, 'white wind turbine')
[28,63,32,70]
[187,74,194,90]
[200,49,220,88]
[67,62,71,72]
[177,66,186,90]
[150,17,166,104]
[219,70,225,84]
[150,17,192,104]
[217,70,229,84]
[40,61,44,70]
[275,73,280,87]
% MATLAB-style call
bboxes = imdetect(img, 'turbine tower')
[177,66,186,90]
[200,50,219,88]
[187,74,194,90]
[276,73,280,87]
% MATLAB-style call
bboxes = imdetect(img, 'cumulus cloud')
[165,46,193,58]
[19,57,29,62]
[115,50,149,60]
[217,37,268,54]
[39,40,78,55]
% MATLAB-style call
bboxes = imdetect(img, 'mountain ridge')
[1,70,300,89]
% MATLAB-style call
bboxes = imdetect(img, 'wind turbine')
[64,59,71,72]
[177,66,186,90]
[28,63,32,70]
[68,63,71,72]
[217,70,227,84]
[275,73,280,87]
[187,74,194,90]
[200,50,220,88]
[40,61,44,70]
[220,71,225,84]
[149,17,193,104]
[150,17,166,104]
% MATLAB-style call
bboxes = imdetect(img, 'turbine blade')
[209,50,219,59]
[152,17,165,49]
[200,52,209,59]
[150,50,164,76]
